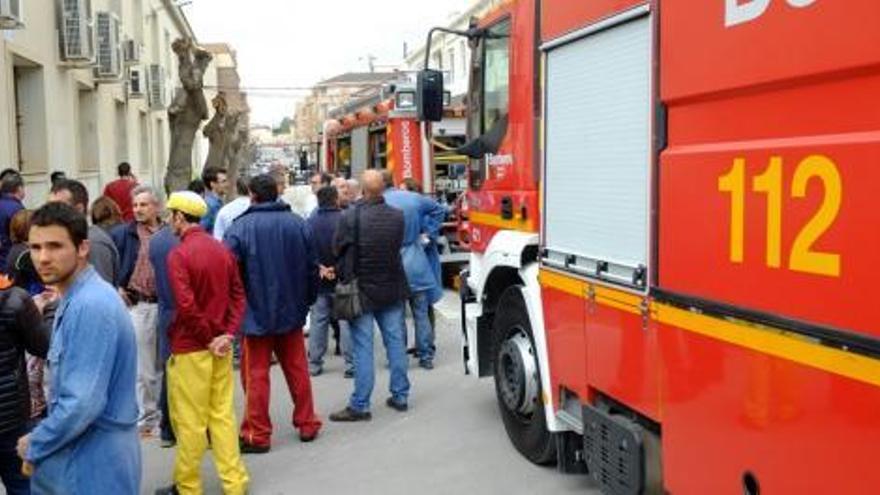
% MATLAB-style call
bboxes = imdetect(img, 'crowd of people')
[0,160,447,494]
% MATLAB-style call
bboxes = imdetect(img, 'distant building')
[293,72,398,167]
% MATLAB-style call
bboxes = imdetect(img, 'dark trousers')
[0,425,30,495]
[159,359,175,442]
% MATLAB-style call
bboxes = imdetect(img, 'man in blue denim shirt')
[383,178,446,369]
[18,203,140,494]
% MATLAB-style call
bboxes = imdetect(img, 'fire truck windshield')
[466,17,511,189]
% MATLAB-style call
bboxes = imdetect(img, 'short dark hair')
[402,178,420,192]
[201,167,227,189]
[51,179,89,210]
[0,174,24,195]
[172,209,202,225]
[50,171,67,185]
[248,174,279,204]
[235,176,249,196]
[188,179,206,195]
[316,185,338,208]
[381,169,394,189]
[0,168,19,181]
[30,202,89,248]
[311,172,332,187]
[118,162,131,177]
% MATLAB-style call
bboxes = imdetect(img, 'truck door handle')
[500,196,514,220]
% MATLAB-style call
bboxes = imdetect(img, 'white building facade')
[404,0,504,98]
[0,0,210,207]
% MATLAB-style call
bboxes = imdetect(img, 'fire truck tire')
[492,286,557,466]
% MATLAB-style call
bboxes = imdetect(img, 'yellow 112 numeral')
[717,155,841,277]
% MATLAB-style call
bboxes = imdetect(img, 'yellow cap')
[167,191,208,219]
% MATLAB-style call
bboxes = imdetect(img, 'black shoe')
[299,428,320,443]
[154,486,179,495]
[309,367,322,377]
[406,347,418,355]
[386,397,408,412]
[239,439,270,454]
[343,369,354,379]
[329,407,372,422]
[160,437,176,448]
[419,360,434,370]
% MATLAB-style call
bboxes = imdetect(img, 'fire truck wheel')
[492,286,557,466]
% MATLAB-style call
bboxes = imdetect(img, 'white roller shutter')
[543,12,652,284]
[351,127,369,178]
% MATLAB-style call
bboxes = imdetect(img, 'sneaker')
[160,437,176,449]
[309,367,323,377]
[328,407,372,422]
[239,439,270,454]
[419,360,434,370]
[343,369,354,379]
[385,397,408,412]
[154,486,179,495]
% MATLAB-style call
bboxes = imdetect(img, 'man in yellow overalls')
[155,191,249,495]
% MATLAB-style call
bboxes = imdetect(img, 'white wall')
[0,0,209,207]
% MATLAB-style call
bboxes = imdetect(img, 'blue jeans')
[0,425,30,495]
[308,293,352,373]
[407,291,435,363]
[349,302,410,412]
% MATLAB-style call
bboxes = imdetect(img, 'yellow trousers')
[168,350,249,495]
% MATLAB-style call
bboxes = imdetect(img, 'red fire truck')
[323,80,468,199]
[416,1,880,493]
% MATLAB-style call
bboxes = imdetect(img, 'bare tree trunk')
[165,38,212,194]
[203,93,229,171]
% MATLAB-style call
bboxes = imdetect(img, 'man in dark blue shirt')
[306,186,352,377]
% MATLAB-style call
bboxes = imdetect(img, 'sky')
[184,0,474,126]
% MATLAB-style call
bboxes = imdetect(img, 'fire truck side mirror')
[417,69,444,122]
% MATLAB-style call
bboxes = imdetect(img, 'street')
[141,292,600,494]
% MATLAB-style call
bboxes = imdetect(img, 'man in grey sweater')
[48,179,120,284]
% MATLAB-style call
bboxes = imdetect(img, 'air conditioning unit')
[127,66,145,98]
[148,64,166,110]
[0,0,24,29]
[94,11,121,80]
[58,0,94,63]
[123,38,141,64]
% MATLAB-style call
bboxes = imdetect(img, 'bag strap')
[351,205,361,277]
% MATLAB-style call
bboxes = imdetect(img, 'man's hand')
[118,288,132,307]
[208,335,234,357]
[33,288,59,313]
[16,434,29,461]
[319,265,336,281]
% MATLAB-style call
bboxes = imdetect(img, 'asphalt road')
[141,293,601,494]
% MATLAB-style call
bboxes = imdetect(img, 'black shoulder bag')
[333,206,363,320]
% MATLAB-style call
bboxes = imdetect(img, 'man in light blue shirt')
[213,176,252,241]
[200,166,228,233]
[383,175,446,369]
[19,202,140,494]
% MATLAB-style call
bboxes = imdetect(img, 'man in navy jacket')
[224,174,321,452]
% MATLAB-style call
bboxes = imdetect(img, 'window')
[77,87,99,172]
[12,60,48,174]
[466,18,511,189]
[447,48,456,84]
[115,101,128,164]
[482,20,510,134]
